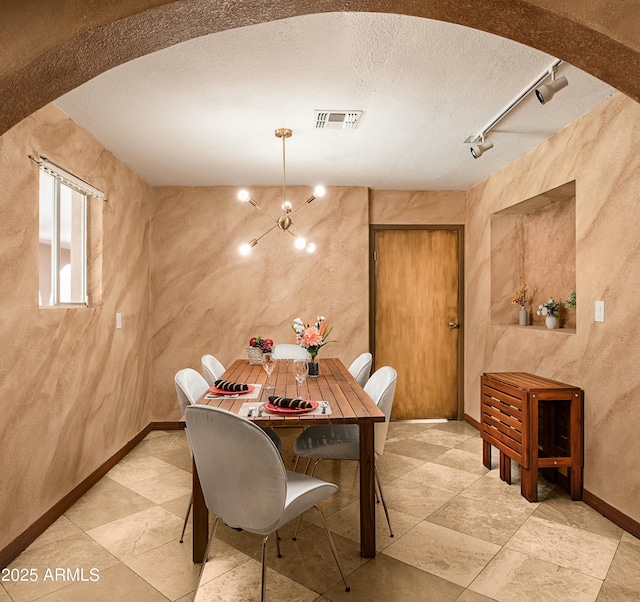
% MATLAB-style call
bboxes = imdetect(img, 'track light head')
[470,139,493,159]
[535,75,568,105]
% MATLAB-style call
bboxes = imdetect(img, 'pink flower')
[301,326,323,348]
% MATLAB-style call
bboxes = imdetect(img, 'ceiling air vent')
[314,110,362,130]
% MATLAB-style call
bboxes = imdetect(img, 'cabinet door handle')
[449,321,460,329]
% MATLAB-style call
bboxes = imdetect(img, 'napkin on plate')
[268,396,314,409]
[213,379,249,392]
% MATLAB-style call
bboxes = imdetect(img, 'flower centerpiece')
[246,336,274,365]
[536,299,560,329]
[511,282,529,325]
[292,316,334,376]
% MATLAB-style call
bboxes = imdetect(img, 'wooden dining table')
[188,357,385,561]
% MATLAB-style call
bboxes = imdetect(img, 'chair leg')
[292,456,300,472]
[198,516,220,583]
[374,464,394,537]
[314,504,350,592]
[179,493,193,543]
[275,530,282,558]
[260,534,270,602]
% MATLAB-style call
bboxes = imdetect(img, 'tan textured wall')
[370,190,466,225]
[465,92,640,521]
[149,186,370,419]
[0,105,152,550]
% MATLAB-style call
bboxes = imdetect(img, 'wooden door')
[372,228,462,420]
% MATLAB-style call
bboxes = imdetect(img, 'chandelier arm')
[289,194,316,216]
[281,131,287,207]
[254,223,281,243]
[247,199,279,224]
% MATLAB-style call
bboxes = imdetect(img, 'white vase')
[545,316,559,329]
[519,306,528,326]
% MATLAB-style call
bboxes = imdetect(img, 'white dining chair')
[292,366,398,537]
[200,354,226,386]
[273,343,308,360]
[185,404,350,600]
[175,368,210,543]
[348,352,373,387]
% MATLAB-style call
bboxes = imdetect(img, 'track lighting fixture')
[464,59,565,158]
[535,71,569,105]
[470,138,493,159]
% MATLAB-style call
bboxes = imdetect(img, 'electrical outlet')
[595,301,605,322]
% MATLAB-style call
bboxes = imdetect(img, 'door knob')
[449,321,460,329]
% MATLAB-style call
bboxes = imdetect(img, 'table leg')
[500,452,512,484]
[359,421,376,557]
[482,439,492,469]
[192,459,208,563]
[521,395,539,502]
[569,392,584,500]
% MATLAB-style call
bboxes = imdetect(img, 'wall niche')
[491,181,576,332]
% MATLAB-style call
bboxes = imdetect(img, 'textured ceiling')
[55,12,615,191]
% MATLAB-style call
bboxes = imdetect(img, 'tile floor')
[3,422,640,601]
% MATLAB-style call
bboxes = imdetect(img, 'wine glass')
[293,359,308,399]
[262,352,276,390]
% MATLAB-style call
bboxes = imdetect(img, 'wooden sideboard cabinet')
[481,372,584,502]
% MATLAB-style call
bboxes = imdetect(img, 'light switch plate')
[595,301,605,322]
[116,312,122,329]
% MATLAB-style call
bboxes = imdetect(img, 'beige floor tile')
[460,472,542,508]
[401,462,482,495]
[411,429,476,448]
[381,477,456,520]
[427,491,538,546]
[175,592,196,602]
[26,515,83,552]
[194,559,317,602]
[107,454,180,487]
[455,436,485,455]
[324,553,463,601]
[430,421,479,437]
[470,548,603,602]
[533,489,624,541]
[621,531,640,548]
[375,450,425,478]
[34,562,169,601]
[87,506,186,561]
[384,438,449,461]
[151,445,194,472]
[162,494,193,525]
[387,422,435,439]
[0,585,12,602]
[125,532,248,601]
[145,430,173,439]
[133,432,189,456]
[430,448,489,476]
[506,516,618,579]
[126,467,193,505]
[64,479,157,531]
[323,500,420,552]
[455,589,496,601]
[596,536,640,601]
[3,533,119,602]
[383,521,500,588]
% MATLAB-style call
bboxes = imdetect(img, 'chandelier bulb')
[238,190,250,202]
[294,237,307,249]
[314,185,326,198]
[239,243,252,256]
[305,242,316,253]
[282,201,292,212]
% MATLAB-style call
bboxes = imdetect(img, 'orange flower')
[301,326,323,347]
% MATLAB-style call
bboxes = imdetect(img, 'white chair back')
[273,344,308,360]
[201,354,226,386]
[175,368,210,416]
[348,352,373,387]
[185,405,287,533]
[364,366,398,456]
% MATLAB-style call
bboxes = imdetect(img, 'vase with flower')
[537,298,560,329]
[292,316,335,376]
[511,282,529,326]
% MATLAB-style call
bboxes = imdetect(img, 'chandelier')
[238,128,325,255]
